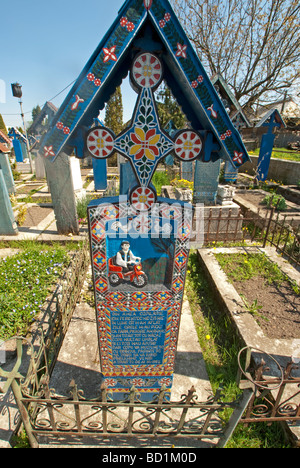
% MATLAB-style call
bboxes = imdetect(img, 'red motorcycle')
[108,257,148,288]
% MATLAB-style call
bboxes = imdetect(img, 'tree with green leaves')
[155,85,186,130]
[32,105,41,122]
[0,114,8,135]
[105,86,123,166]
[105,87,123,135]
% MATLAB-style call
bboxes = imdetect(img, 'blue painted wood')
[92,158,108,190]
[119,161,138,195]
[39,0,250,171]
[181,161,193,181]
[224,160,238,183]
[13,139,24,162]
[88,195,193,401]
[256,109,285,182]
[256,133,276,182]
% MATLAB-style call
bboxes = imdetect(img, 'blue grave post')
[256,109,285,182]
[224,159,238,183]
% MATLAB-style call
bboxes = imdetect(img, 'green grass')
[215,252,286,285]
[0,244,71,339]
[151,170,172,195]
[186,251,291,448]
[249,147,300,162]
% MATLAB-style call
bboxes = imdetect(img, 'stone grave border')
[198,245,300,444]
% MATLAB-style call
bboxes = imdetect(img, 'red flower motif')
[175,43,187,58]
[143,0,153,10]
[87,73,95,81]
[56,121,64,130]
[197,75,204,83]
[126,22,135,32]
[226,129,232,137]
[131,378,144,387]
[94,78,101,87]
[63,126,70,135]
[220,134,226,140]
[164,12,171,21]
[191,80,198,88]
[130,127,160,161]
[159,19,166,28]
[103,45,117,63]
[44,145,55,158]
[120,17,128,27]
[233,151,244,164]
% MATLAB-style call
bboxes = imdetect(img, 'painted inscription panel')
[88,196,192,400]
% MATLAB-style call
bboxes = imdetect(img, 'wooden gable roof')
[39,0,250,169]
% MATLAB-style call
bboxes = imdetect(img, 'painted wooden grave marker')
[87,51,196,399]
[38,0,250,400]
[255,109,285,182]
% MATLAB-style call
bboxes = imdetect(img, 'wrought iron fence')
[198,203,299,267]
[238,347,300,427]
[0,333,251,448]
[2,338,300,447]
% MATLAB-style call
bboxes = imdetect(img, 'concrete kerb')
[198,246,300,445]
[0,208,87,243]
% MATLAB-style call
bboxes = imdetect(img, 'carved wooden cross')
[86,52,204,211]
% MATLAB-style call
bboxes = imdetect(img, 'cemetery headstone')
[0,169,18,235]
[193,159,221,205]
[0,152,15,195]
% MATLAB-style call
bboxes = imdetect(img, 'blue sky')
[0,0,136,129]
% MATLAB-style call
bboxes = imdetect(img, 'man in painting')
[115,241,141,273]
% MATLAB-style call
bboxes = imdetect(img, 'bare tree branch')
[172,0,300,110]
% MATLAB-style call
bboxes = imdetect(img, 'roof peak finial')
[143,0,153,10]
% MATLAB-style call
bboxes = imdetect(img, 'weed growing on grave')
[151,170,172,195]
[186,250,241,393]
[215,252,286,285]
[262,193,287,211]
[0,245,70,340]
